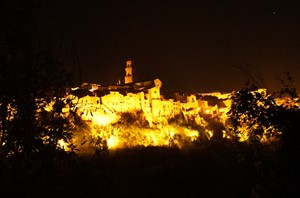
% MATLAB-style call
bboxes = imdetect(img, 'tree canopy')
[0,0,79,159]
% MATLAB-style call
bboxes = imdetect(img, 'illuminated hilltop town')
[63,60,296,150]
[69,60,232,127]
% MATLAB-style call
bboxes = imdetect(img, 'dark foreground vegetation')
[0,139,299,198]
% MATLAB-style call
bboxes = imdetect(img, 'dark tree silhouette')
[227,77,300,196]
[228,73,300,145]
[276,72,298,98]
[227,87,282,143]
[0,0,79,160]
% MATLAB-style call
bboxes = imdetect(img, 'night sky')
[37,0,300,93]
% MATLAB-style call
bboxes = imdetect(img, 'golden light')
[82,120,201,150]
[222,130,226,138]
[206,130,213,139]
[93,114,115,126]
[107,135,119,149]
[58,139,69,151]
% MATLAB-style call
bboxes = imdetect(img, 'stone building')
[69,60,232,126]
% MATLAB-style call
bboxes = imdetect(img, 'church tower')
[125,60,133,84]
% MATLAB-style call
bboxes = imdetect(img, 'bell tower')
[125,60,133,84]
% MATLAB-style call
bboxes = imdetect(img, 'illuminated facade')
[70,60,231,127]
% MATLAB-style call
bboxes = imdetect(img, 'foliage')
[0,0,79,159]
[276,72,298,98]
[89,135,108,157]
[207,119,226,141]
[0,142,261,197]
[228,88,280,142]
[228,77,300,146]
[224,73,300,196]
[116,110,149,127]
[168,112,205,131]
[168,112,208,142]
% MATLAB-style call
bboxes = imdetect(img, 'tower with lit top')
[125,60,133,84]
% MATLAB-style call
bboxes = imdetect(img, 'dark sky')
[37,0,300,93]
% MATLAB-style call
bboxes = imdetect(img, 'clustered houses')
[68,60,232,127]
